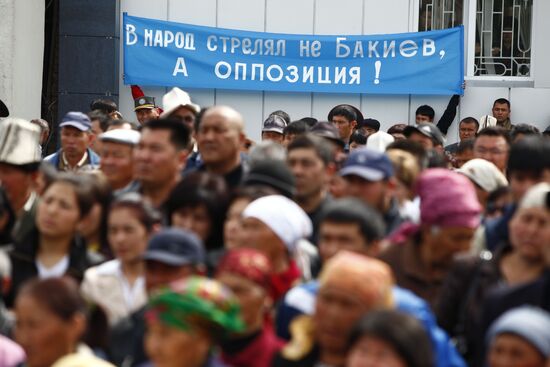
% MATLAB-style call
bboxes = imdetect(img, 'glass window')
[474,0,532,76]
[419,0,464,31]
[418,0,533,78]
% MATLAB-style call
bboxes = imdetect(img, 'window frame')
[413,0,537,86]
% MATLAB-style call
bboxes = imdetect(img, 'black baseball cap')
[143,228,205,266]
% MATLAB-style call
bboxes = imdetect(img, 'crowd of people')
[0,87,548,367]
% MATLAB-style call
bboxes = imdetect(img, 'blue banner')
[123,13,464,95]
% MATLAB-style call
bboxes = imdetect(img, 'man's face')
[136,108,160,125]
[344,175,388,212]
[60,126,91,161]
[314,286,372,355]
[415,114,432,123]
[145,260,196,294]
[492,103,510,123]
[318,221,374,263]
[261,131,284,144]
[196,112,243,170]
[169,106,196,134]
[488,334,546,367]
[0,163,34,212]
[90,119,103,153]
[423,226,475,268]
[455,148,475,168]
[287,148,329,201]
[134,128,186,188]
[473,135,509,172]
[459,122,477,141]
[408,132,434,150]
[331,115,356,140]
[99,142,134,190]
[508,171,543,203]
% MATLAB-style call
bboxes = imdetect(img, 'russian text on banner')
[123,13,464,95]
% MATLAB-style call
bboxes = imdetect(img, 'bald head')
[197,105,245,174]
[202,106,244,133]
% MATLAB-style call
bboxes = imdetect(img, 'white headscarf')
[242,195,312,251]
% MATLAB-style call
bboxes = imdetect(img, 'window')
[418,0,533,78]
[474,0,532,76]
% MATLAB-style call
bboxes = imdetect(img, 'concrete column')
[0,0,44,120]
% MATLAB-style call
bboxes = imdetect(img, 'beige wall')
[0,0,44,121]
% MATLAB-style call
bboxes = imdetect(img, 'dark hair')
[287,133,335,165]
[18,277,86,321]
[109,192,161,232]
[86,173,113,255]
[90,99,117,114]
[387,123,407,135]
[46,173,96,218]
[426,149,449,168]
[511,123,541,142]
[300,117,318,128]
[476,126,512,145]
[108,118,139,131]
[88,110,110,132]
[0,186,15,245]
[320,199,385,243]
[17,277,109,351]
[165,172,228,250]
[415,105,435,120]
[486,186,511,216]
[350,131,367,145]
[507,136,550,176]
[269,110,291,125]
[347,310,434,367]
[386,140,428,169]
[327,105,357,122]
[228,186,278,207]
[459,117,479,130]
[142,118,191,150]
[283,120,310,136]
[456,138,475,154]
[493,98,510,109]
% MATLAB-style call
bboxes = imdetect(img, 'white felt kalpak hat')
[0,118,41,166]
[160,87,200,118]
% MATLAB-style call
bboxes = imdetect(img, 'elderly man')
[0,118,42,243]
[196,106,247,188]
[44,111,100,171]
[98,129,140,193]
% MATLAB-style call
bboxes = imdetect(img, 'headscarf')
[146,276,244,335]
[417,168,481,228]
[456,158,508,193]
[518,182,550,210]
[487,306,550,358]
[242,195,312,252]
[318,251,394,308]
[216,248,272,291]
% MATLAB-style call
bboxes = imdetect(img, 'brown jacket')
[378,240,446,309]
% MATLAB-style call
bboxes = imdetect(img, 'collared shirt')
[60,150,89,171]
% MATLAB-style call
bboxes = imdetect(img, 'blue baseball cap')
[340,147,394,181]
[143,228,205,266]
[59,111,92,131]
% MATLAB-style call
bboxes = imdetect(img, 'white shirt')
[36,255,69,279]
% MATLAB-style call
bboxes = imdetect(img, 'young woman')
[14,277,114,367]
[81,193,160,325]
[6,173,98,307]
[165,172,229,271]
